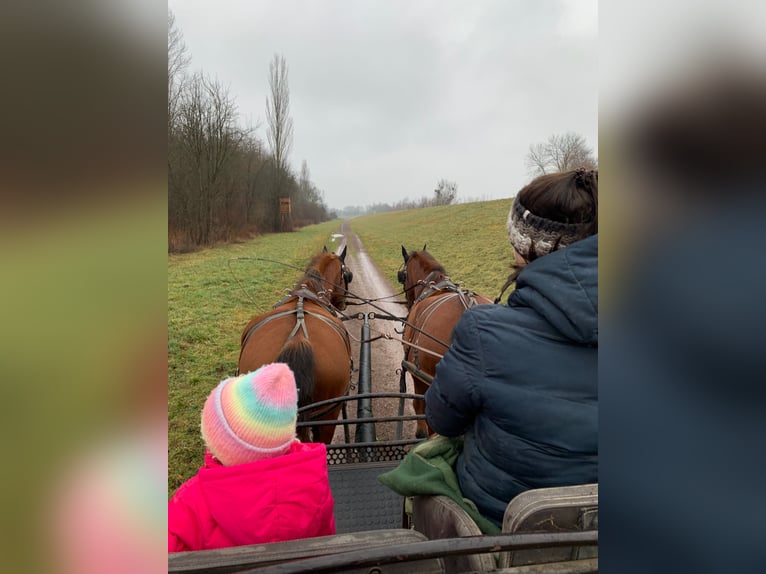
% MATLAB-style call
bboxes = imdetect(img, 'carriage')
[169,247,599,574]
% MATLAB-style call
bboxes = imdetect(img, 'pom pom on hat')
[201,363,298,466]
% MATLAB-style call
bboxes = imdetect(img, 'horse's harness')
[238,286,354,425]
[415,271,478,307]
[238,288,352,373]
[401,271,482,388]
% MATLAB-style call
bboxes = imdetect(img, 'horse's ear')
[323,245,328,253]
[338,245,347,261]
[423,243,427,252]
[401,245,409,262]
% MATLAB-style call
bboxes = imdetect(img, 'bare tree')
[265,54,294,230]
[168,9,192,244]
[526,142,550,176]
[525,132,597,176]
[298,159,311,196]
[266,54,294,171]
[175,73,245,245]
[168,10,190,133]
[433,179,458,206]
[167,49,332,250]
[241,134,265,226]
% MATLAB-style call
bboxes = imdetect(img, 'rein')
[494,276,514,304]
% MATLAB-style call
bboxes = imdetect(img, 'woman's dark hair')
[495,168,598,302]
[518,167,598,250]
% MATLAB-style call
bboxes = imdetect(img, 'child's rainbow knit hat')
[201,363,298,466]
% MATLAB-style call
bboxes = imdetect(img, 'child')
[168,363,335,552]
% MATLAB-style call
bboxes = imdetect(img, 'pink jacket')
[168,442,335,552]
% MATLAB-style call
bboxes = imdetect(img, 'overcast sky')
[169,0,597,210]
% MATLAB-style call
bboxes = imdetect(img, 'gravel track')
[329,221,418,443]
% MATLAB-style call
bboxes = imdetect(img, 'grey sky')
[170,0,597,210]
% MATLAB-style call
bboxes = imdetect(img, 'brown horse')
[398,245,493,438]
[238,246,353,443]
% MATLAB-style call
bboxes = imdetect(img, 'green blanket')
[378,435,501,535]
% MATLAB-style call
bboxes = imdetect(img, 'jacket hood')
[509,234,598,345]
[197,442,331,546]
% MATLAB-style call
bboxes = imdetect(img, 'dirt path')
[330,221,418,443]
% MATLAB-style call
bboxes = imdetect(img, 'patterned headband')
[506,199,590,259]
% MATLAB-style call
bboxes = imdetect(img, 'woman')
[425,168,598,527]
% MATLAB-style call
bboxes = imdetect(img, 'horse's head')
[304,246,353,311]
[398,244,447,309]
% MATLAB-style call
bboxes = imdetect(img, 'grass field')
[168,198,516,495]
[347,198,515,299]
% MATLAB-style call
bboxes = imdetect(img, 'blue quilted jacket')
[425,234,598,526]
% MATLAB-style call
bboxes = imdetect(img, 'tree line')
[168,11,334,252]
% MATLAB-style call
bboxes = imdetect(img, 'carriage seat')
[168,529,444,574]
[497,483,598,569]
[412,483,598,573]
[412,495,497,574]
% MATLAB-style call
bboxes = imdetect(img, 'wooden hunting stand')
[279,197,293,232]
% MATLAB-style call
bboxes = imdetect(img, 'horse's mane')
[305,252,332,271]
[403,251,449,308]
[409,251,447,276]
[297,253,337,294]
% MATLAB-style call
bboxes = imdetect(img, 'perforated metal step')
[328,460,405,533]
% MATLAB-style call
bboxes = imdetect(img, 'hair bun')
[574,167,593,186]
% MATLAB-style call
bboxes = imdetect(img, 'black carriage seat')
[411,483,598,574]
[498,483,598,569]
[167,528,443,574]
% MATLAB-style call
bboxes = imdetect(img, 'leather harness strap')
[404,285,483,388]
[287,295,310,340]
[239,290,351,368]
[413,271,450,303]
[413,273,480,310]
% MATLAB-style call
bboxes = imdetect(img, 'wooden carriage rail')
[239,531,598,574]
[169,530,440,574]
